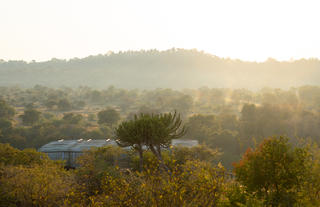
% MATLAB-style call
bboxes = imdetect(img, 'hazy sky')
[1,0,320,62]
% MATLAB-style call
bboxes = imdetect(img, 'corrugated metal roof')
[39,139,199,153]
[39,139,117,152]
[172,139,199,147]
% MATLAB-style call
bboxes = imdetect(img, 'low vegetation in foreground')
[1,136,320,207]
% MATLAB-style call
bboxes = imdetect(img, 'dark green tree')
[115,114,146,171]
[57,99,72,111]
[44,99,57,110]
[0,118,12,134]
[145,112,186,172]
[0,99,15,119]
[62,113,83,125]
[20,109,41,126]
[115,111,186,172]
[98,108,120,126]
[185,114,220,143]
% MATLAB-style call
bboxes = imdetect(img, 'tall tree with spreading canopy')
[145,112,186,172]
[115,111,186,172]
[115,114,147,171]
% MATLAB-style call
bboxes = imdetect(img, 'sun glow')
[1,0,320,61]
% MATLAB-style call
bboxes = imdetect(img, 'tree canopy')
[234,137,311,206]
[115,111,186,172]
[98,108,120,126]
[0,99,15,120]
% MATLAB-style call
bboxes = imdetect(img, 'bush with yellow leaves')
[69,156,226,207]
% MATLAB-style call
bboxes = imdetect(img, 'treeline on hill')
[1,85,320,168]
[1,136,320,206]
[1,49,320,89]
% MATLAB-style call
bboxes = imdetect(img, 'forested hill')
[1,49,319,89]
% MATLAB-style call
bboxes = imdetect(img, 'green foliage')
[75,146,126,196]
[45,99,57,110]
[1,84,320,173]
[70,159,226,207]
[129,145,220,172]
[2,85,320,205]
[185,114,220,143]
[63,113,83,125]
[234,137,311,206]
[298,140,320,206]
[135,160,225,207]
[0,140,320,207]
[57,98,72,111]
[87,113,96,122]
[0,161,72,207]
[97,108,120,126]
[82,129,105,140]
[185,114,240,168]
[171,145,221,165]
[0,99,15,119]
[99,124,113,138]
[20,108,41,126]
[223,181,265,207]
[115,111,186,172]
[145,111,186,148]
[0,143,49,166]
[0,118,13,134]
[74,100,86,109]
[130,151,159,172]
[0,143,72,206]
[42,112,55,120]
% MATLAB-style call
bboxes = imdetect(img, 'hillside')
[1,49,319,89]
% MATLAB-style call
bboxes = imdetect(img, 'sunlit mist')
[1,0,320,61]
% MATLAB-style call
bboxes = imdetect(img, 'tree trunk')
[138,148,144,172]
[150,144,171,175]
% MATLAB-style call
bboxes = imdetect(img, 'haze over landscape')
[1,49,320,89]
[1,0,320,62]
[2,1,320,206]
[2,0,320,90]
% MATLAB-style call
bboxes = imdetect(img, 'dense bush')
[0,143,73,207]
[1,137,320,206]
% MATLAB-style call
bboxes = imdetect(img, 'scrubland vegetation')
[1,84,320,206]
[1,85,320,167]
[1,137,320,206]
[2,0,320,204]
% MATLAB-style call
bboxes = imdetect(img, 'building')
[39,139,199,168]
[38,139,118,168]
